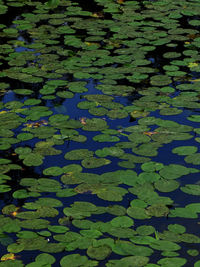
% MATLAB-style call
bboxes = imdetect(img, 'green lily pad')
[43,167,63,176]
[106,205,126,216]
[35,198,63,207]
[138,172,160,184]
[13,89,33,95]
[168,224,186,234]
[60,254,88,267]
[13,189,40,199]
[48,225,68,233]
[141,161,164,172]
[180,184,200,195]
[16,231,38,239]
[17,132,34,141]
[127,206,150,220]
[0,185,11,193]
[82,118,108,131]
[172,146,198,155]
[154,179,179,192]
[19,219,50,229]
[187,249,199,256]
[35,253,56,265]
[64,149,93,160]
[136,225,155,236]
[113,240,153,256]
[23,153,43,166]
[169,207,198,218]
[157,257,186,267]
[150,75,172,86]
[97,186,128,201]
[106,256,149,267]
[87,245,112,260]
[81,157,111,168]
[146,204,169,217]
[7,243,25,253]
[110,216,134,228]
[188,115,200,122]
[184,153,200,165]
[159,164,190,179]
[0,260,24,266]
[95,147,124,158]
[93,134,120,142]
[150,240,181,251]
[130,235,156,245]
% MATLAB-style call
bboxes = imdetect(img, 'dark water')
[0,0,200,266]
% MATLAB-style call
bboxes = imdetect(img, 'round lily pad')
[159,164,190,179]
[107,256,149,267]
[157,257,186,266]
[60,254,88,267]
[81,157,111,168]
[136,225,155,236]
[150,240,181,251]
[87,245,112,260]
[35,253,56,265]
[150,75,172,86]
[64,149,93,160]
[184,153,200,165]
[110,216,134,228]
[141,161,164,172]
[23,153,43,167]
[168,224,186,234]
[82,118,108,131]
[43,167,63,176]
[154,179,179,192]
[172,146,198,155]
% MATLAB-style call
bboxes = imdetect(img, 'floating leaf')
[81,157,111,168]
[172,146,198,155]
[23,153,43,167]
[110,216,134,228]
[60,254,88,267]
[181,184,200,196]
[184,153,200,165]
[168,224,186,234]
[150,240,181,251]
[87,245,112,260]
[35,253,56,265]
[43,167,63,176]
[157,257,186,267]
[64,149,93,160]
[154,179,179,192]
[159,164,190,179]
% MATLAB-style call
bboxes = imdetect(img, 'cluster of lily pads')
[0,0,200,266]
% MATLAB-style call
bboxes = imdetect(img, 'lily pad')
[23,153,43,166]
[157,257,186,267]
[82,118,108,131]
[154,179,179,192]
[159,164,190,179]
[110,216,134,228]
[81,157,111,168]
[184,153,200,165]
[172,146,198,155]
[60,254,88,267]
[43,167,63,176]
[150,240,181,251]
[64,149,93,160]
[87,245,112,260]
[106,256,149,267]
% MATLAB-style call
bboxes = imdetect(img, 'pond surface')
[0,0,200,266]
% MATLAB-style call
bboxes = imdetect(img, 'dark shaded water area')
[0,0,200,266]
